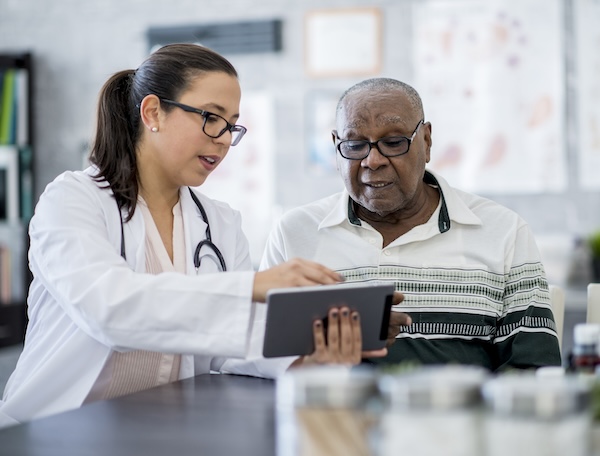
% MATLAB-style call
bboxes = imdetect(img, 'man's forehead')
[338,89,414,123]
[344,114,409,130]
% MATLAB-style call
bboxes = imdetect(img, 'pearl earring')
[151,127,158,132]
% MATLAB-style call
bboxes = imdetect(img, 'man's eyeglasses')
[334,119,424,160]
[160,98,247,146]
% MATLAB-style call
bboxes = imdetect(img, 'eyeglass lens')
[159,98,246,146]
[339,137,411,159]
[203,113,243,145]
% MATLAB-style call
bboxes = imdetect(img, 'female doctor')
[0,44,398,428]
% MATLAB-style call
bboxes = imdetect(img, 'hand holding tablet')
[262,282,411,360]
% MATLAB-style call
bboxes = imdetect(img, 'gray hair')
[336,78,424,119]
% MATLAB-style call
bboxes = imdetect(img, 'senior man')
[260,78,561,371]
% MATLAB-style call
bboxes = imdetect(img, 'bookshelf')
[0,52,34,348]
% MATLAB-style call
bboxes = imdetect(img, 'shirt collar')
[318,169,481,232]
[423,170,451,233]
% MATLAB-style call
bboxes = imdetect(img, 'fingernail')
[337,274,346,282]
[331,310,338,319]
[352,313,359,321]
[342,309,349,317]
[314,320,322,328]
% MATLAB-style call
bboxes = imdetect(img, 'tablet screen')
[262,282,395,358]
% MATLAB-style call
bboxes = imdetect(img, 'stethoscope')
[118,187,227,272]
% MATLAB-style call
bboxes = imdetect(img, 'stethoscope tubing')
[117,187,227,272]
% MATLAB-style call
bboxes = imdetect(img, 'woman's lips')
[199,155,219,169]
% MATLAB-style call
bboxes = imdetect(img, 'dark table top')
[0,374,277,456]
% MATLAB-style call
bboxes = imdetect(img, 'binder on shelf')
[0,69,16,144]
[18,145,33,220]
[0,243,11,304]
[15,69,29,146]
[0,70,4,126]
[0,67,29,146]
[0,224,25,305]
[0,145,20,222]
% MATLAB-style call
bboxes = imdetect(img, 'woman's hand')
[289,306,386,368]
[252,258,344,302]
[288,291,413,369]
[290,306,362,367]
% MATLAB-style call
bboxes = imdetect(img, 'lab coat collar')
[84,167,211,276]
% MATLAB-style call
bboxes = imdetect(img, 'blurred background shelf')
[0,51,34,350]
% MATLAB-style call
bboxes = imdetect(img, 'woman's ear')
[139,94,161,133]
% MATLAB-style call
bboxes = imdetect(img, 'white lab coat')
[0,167,288,428]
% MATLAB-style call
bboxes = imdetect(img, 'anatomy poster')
[413,0,566,193]
[575,0,600,191]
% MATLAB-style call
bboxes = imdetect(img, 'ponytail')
[89,70,139,221]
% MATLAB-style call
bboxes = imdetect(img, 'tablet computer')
[262,282,395,358]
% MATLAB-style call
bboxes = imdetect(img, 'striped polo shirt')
[260,170,561,371]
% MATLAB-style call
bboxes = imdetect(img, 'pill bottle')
[482,374,591,456]
[569,323,600,374]
[375,365,489,456]
[276,365,378,456]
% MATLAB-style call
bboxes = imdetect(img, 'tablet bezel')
[262,282,395,358]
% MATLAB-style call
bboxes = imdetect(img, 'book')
[18,146,33,220]
[0,69,15,145]
[0,244,11,304]
[15,69,28,146]
[0,146,19,222]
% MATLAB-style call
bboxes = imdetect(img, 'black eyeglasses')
[160,98,247,146]
[334,119,424,160]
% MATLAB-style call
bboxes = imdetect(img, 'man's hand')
[386,292,412,348]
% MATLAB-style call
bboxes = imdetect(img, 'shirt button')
[383,250,391,256]
[369,239,377,244]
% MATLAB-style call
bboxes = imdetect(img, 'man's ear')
[332,131,340,170]
[139,94,161,132]
[423,121,432,163]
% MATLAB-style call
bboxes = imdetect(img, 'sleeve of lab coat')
[213,220,298,378]
[212,295,297,379]
[28,173,256,358]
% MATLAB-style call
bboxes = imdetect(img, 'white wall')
[0,0,598,271]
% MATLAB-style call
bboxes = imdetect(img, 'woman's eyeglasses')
[160,98,247,146]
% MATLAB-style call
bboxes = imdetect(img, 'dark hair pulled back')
[89,43,238,221]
